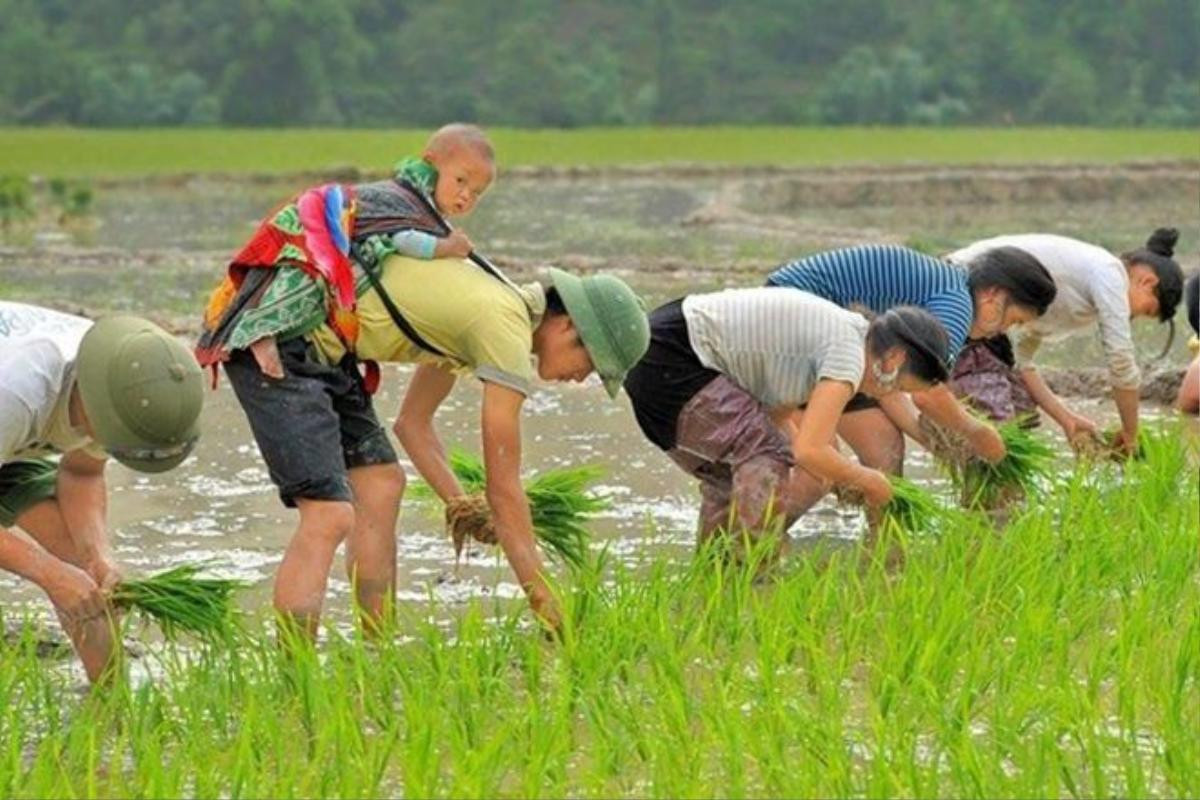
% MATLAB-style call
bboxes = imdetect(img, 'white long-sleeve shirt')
[949,234,1140,389]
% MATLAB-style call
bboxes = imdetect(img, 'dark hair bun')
[1146,227,1179,258]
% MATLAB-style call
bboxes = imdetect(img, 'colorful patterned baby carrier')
[195,171,448,393]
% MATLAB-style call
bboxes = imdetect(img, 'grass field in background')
[1,127,1196,178]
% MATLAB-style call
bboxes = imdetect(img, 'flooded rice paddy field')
[1,163,1197,624]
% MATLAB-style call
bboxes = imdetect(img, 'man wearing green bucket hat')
[0,302,204,683]
[217,253,648,635]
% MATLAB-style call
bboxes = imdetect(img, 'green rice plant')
[48,177,94,219]
[412,449,607,569]
[0,175,32,225]
[948,420,1056,509]
[112,565,243,640]
[882,475,943,533]
[0,423,1195,798]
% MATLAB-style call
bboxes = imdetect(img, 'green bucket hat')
[548,268,650,398]
[76,316,205,473]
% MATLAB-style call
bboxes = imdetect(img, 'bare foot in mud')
[54,609,120,686]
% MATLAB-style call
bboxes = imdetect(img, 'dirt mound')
[1042,366,1186,405]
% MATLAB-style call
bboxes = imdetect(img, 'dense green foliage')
[0,425,1196,797]
[2,0,1197,127]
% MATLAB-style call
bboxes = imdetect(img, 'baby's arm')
[391,229,473,260]
[391,230,438,259]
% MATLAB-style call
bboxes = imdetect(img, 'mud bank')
[55,158,1197,199]
[1043,367,1188,405]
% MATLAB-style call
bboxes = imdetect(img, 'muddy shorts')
[0,458,58,527]
[666,375,800,543]
[951,336,1038,423]
[224,337,398,507]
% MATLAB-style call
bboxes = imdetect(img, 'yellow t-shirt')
[308,256,545,396]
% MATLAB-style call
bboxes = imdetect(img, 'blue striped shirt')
[766,245,973,357]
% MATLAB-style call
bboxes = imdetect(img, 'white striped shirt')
[681,288,868,408]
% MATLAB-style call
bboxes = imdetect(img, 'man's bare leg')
[345,463,405,633]
[274,498,356,638]
[837,408,906,475]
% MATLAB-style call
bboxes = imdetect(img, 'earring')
[872,360,899,388]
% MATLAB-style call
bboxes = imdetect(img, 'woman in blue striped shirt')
[766,244,1057,474]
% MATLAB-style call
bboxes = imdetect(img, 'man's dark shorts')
[224,337,397,507]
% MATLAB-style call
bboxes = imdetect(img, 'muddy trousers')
[666,376,823,557]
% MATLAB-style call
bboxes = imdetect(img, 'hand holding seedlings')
[418,449,608,570]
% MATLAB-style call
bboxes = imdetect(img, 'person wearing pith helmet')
[544,267,651,398]
[77,315,205,473]
[214,250,647,639]
[0,302,204,684]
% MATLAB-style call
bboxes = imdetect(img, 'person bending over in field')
[765,244,1056,474]
[198,123,497,385]
[208,249,648,637]
[623,289,950,562]
[947,228,1184,456]
[0,302,203,683]
[1175,274,1199,415]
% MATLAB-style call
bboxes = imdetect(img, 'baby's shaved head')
[424,123,494,165]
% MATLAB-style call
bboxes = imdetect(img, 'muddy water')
[0,358,944,622]
[1,165,1197,626]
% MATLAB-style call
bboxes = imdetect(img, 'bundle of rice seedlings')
[523,465,609,568]
[950,420,1055,509]
[882,476,942,534]
[414,449,608,569]
[1073,426,1149,462]
[112,565,243,640]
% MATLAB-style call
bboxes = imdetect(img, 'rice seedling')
[112,565,243,640]
[0,423,1194,798]
[882,475,943,533]
[412,449,608,569]
[938,419,1057,510]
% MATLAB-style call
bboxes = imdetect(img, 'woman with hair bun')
[948,228,1185,455]
[623,288,951,560]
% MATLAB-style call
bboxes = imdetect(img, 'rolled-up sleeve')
[462,306,535,397]
[1092,272,1140,389]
